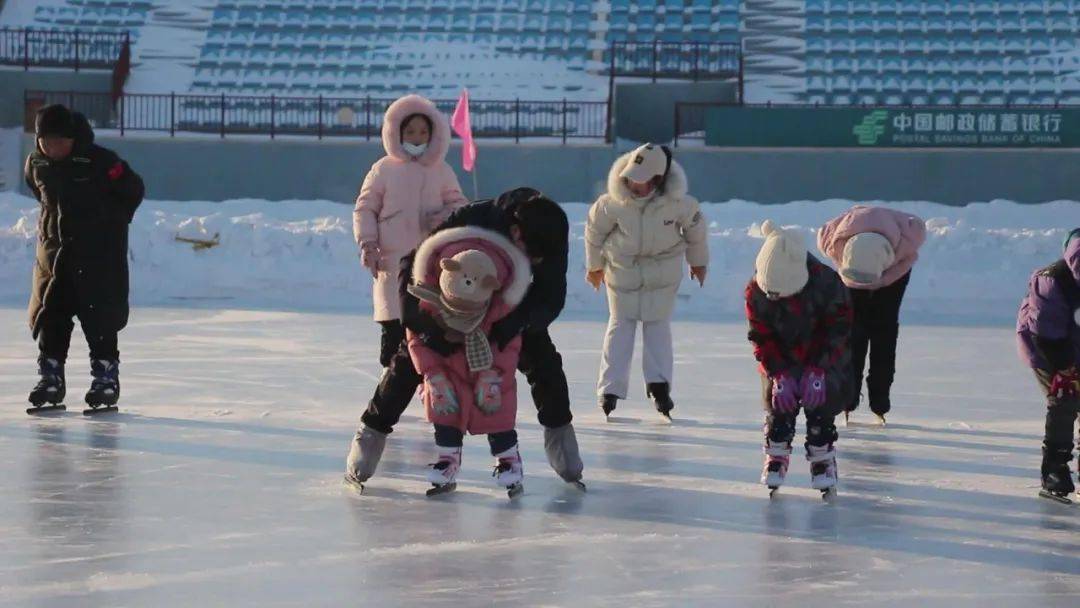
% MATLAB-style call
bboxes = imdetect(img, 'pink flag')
[451,89,477,172]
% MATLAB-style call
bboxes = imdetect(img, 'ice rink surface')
[0,307,1077,607]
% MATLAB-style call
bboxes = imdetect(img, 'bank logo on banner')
[853,110,889,145]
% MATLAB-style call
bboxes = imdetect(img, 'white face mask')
[402,142,428,157]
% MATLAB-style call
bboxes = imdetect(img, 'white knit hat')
[619,143,670,183]
[755,220,809,299]
[841,232,895,286]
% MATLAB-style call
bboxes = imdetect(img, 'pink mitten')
[1049,367,1080,399]
[799,367,827,410]
[425,373,459,415]
[359,241,381,275]
[771,373,799,414]
[476,370,503,415]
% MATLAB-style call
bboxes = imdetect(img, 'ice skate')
[492,445,524,499]
[83,359,119,415]
[544,423,586,491]
[761,440,792,498]
[1040,454,1075,504]
[873,413,887,426]
[27,357,66,414]
[599,394,618,420]
[426,446,462,497]
[646,382,674,422]
[344,425,387,491]
[807,443,838,501]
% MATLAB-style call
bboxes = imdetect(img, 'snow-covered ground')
[0,308,1077,606]
[1,192,1076,325]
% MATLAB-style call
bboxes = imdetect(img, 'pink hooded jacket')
[406,226,532,436]
[354,95,468,321]
[817,206,927,290]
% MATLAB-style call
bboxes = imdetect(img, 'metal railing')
[0,28,129,71]
[24,90,609,141]
[609,40,743,83]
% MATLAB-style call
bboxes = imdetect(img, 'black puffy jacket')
[24,114,145,337]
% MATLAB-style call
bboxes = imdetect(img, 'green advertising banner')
[703,106,1080,147]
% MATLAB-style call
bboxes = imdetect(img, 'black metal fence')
[25,90,609,141]
[0,28,129,71]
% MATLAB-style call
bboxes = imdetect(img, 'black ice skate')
[84,359,120,415]
[27,357,66,414]
[600,394,618,420]
[1040,459,1075,504]
[646,382,674,422]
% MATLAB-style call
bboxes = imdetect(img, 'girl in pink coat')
[406,226,532,497]
[818,205,926,424]
[354,94,468,368]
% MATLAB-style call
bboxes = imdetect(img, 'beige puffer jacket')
[585,151,709,321]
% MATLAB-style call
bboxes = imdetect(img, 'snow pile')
[1,192,1075,325]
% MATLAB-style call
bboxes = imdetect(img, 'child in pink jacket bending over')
[818,205,926,425]
[406,226,533,498]
[354,94,468,368]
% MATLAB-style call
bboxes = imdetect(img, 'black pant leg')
[487,430,518,455]
[866,272,911,413]
[848,287,873,412]
[805,410,840,447]
[78,314,119,362]
[360,341,421,435]
[434,424,465,448]
[1032,369,1080,473]
[378,320,405,368]
[36,275,77,364]
[517,329,573,429]
[37,317,75,364]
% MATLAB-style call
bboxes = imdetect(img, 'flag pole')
[471,161,479,200]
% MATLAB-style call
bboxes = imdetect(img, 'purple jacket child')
[1016,231,1080,372]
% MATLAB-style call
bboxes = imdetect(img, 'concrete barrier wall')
[0,68,113,128]
[17,132,1079,205]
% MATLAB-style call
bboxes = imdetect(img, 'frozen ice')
[1,308,1078,606]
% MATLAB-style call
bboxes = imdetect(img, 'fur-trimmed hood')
[412,226,532,309]
[381,94,452,166]
[605,149,689,206]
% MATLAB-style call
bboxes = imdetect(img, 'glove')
[425,373,459,416]
[476,370,503,415]
[359,242,381,276]
[770,372,799,414]
[1049,367,1080,400]
[799,367,827,410]
[489,317,521,351]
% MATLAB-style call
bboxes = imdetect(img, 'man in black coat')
[346,188,585,489]
[24,104,145,409]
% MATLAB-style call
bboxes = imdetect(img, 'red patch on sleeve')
[107,162,124,181]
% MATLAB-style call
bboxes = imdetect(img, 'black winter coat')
[398,196,569,356]
[24,114,145,337]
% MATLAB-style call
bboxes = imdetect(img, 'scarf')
[408,283,494,372]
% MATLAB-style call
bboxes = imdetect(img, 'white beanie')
[755,220,809,299]
[841,232,895,286]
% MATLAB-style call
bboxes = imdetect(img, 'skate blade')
[1039,490,1074,505]
[821,487,838,502]
[343,473,365,494]
[507,482,524,499]
[842,412,850,427]
[426,483,457,497]
[658,411,673,424]
[568,480,587,492]
[27,404,67,415]
[768,486,780,498]
[83,406,119,416]
[874,414,887,426]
